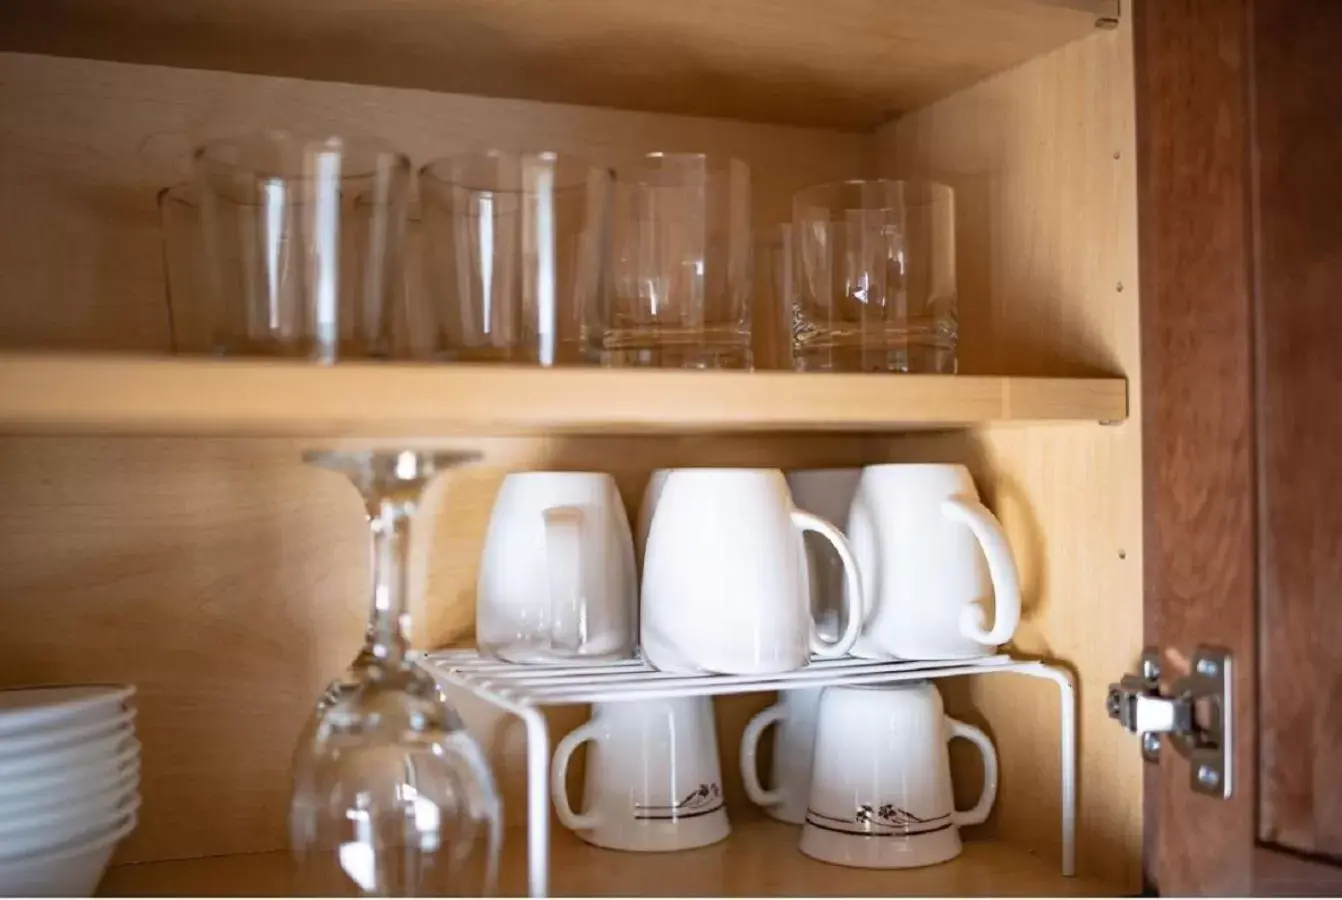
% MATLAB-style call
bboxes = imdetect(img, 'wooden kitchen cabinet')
[0,0,1335,894]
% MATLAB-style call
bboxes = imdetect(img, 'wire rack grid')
[421,650,1076,898]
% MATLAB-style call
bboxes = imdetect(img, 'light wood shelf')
[0,354,1126,437]
[100,818,1120,897]
[0,0,1117,130]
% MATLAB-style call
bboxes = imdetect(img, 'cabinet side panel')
[875,22,1142,890]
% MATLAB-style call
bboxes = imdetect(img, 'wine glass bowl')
[289,449,500,897]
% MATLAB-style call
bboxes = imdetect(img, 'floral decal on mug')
[806,802,952,837]
[634,783,723,821]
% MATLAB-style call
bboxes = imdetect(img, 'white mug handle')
[739,703,787,808]
[790,510,863,658]
[550,721,602,831]
[940,497,1021,647]
[946,716,998,827]
[543,505,587,654]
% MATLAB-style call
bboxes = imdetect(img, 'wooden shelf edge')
[0,353,1128,436]
[100,818,1124,897]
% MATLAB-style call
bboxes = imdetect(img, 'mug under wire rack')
[420,650,1076,898]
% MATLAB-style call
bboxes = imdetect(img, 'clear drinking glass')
[755,223,796,370]
[192,131,412,361]
[158,184,213,353]
[289,450,502,897]
[607,153,753,369]
[792,180,957,373]
[418,151,611,365]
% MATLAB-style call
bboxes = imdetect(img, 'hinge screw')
[1141,657,1161,680]
[1196,658,1218,677]
[1197,764,1220,787]
[1142,732,1161,755]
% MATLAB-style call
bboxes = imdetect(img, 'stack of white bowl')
[0,685,140,897]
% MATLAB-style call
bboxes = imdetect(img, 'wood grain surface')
[0,52,868,864]
[878,21,1142,891]
[0,0,1114,131]
[0,34,1144,889]
[1135,0,1257,893]
[99,817,1122,897]
[1251,0,1342,867]
[1139,0,1342,891]
[0,354,1127,436]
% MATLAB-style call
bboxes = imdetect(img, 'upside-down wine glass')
[289,449,501,897]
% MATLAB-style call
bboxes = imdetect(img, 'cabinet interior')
[0,3,1141,893]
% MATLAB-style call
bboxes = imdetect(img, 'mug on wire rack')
[847,463,1021,660]
[476,471,637,663]
[640,468,863,675]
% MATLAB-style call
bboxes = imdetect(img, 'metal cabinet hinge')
[1106,646,1233,799]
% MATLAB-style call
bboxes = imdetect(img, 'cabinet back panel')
[0,52,870,864]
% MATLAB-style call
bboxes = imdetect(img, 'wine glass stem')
[369,495,414,665]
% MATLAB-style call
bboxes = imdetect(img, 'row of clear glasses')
[160,131,957,372]
[289,450,501,896]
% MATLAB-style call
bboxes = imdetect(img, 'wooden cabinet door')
[1137,0,1342,893]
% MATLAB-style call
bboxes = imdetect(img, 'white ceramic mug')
[641,468,863,675]
[477,472,637,663]
[801,682,998,869]
[847,464,1021,659]
[635,468,669,568]
[550,697,729,852]
[739,687,822,825]
[786,468,863,644]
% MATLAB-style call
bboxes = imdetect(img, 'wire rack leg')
[429,665,554,898]
[1057,670,1077,877]
[1004,662,1077,877]
[517,706,551,898]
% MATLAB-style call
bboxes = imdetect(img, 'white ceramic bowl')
[0,731,138,782]
[0,785,140,859]
[0,707,136,760]
[0,766,139,824]
[0,813,136,897]
[0,743,140,806]
[0,686,134,738]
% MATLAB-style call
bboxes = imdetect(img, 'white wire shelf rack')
[421,650,1076,898]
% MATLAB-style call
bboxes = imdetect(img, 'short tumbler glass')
[192,131,412,361]
[419,151,611,365]
[607,153,752,369]
[792,180,957,373]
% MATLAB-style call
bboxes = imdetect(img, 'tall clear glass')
[192,132,411,361]
[418,151,611,365]
[158,184,213,353]
[755,223,796,371]
[607,153,753,369]
[289,450,501,897]
[792,180,957,373]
